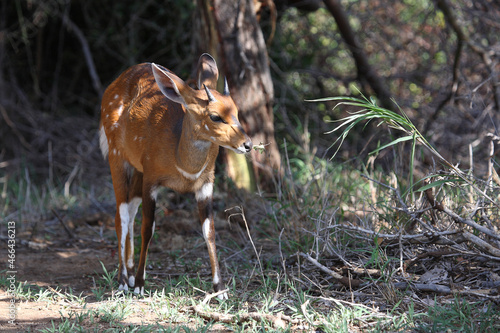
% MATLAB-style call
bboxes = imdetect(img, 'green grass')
[419,297,500,332]
[22,280,494,333]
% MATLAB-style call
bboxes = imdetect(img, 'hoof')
[118,283,129,292]
[217,291,229,300]
[134,286,144,296]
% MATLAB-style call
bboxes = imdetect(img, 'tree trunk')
[196,0,281,192]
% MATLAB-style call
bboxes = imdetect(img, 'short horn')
[223,77,230,96]
[204,84,216,103]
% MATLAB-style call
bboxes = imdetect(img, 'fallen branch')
[190,305,300,329]
[441,207,500,241]
[345,266,382,278]
[461,231,500,258]
[299,252,363,288]
[393,282,499,298]
[52,209,74,239]
[424,186,500,242]
[339,224,461,245]
[403,250,456,271]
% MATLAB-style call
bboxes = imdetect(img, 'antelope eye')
[209,114,223,123]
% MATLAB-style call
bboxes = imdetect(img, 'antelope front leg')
[196,183,227,299]
[133,184,157,296]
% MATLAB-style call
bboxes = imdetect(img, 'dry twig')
[190,305,300,329]
[299,252,363,288]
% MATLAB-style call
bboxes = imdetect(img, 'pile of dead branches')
[297,166,500,307]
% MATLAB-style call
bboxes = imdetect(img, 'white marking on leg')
[196,183,213,202]
[128,275,135,288]
[99,126,109,158]
[202,218,212,242]
[119,203,130,246]
[119,202,130,287]
[126,198,141,270]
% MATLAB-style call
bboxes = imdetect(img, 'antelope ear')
[152,63,188,107]
[196,53,219,90]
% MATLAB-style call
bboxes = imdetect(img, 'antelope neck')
[175,114,213,176]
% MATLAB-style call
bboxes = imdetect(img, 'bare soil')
[0,203,252,332]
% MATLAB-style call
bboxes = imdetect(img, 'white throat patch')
[176,160,209,180]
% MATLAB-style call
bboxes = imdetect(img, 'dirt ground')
[0,201,256,332]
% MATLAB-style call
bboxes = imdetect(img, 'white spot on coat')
[116,103,124,117]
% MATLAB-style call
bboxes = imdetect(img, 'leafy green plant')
[98,261,117,290]
[309,93,498,206]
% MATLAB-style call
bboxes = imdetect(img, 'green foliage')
[310,93,499,206]
[420,297,500,332]
[91,262,118,301]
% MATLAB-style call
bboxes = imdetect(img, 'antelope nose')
[243,139,253,153]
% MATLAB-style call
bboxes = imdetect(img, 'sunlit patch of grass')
[93,299,134,324]
[12,281,57,302]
